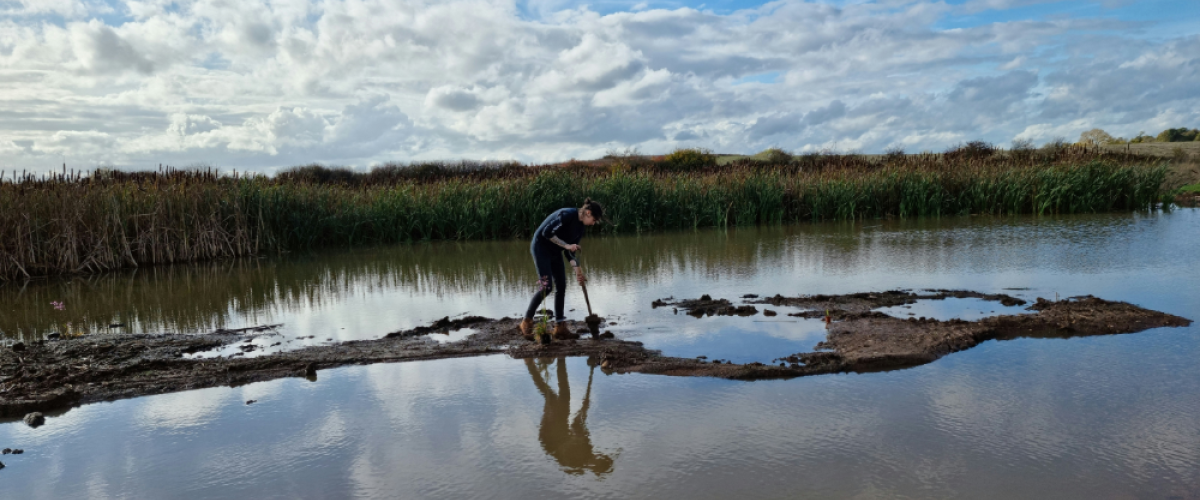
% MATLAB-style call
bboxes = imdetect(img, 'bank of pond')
[0,147,1172,280]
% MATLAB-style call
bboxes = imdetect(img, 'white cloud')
[0,0,1198,172]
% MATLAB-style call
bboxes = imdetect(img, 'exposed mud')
[653,295,759,317]
[1,291,1190,419]
[749,289,1027,316]
[584,315,602,337]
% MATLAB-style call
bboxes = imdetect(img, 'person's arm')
[549,236,579,266]
[543,213,581,259]
[542,212,583,283]
[553,240,585,284]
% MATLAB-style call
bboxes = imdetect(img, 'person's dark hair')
[582,197,606,223]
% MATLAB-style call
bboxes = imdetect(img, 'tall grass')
[0,148,1170,280]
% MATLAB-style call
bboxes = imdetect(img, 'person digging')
[519,198,606,342]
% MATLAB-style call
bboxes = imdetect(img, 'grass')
[1102,141,1200,158]
[0,146,1173,281]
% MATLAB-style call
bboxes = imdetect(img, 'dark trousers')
[526,243,566,321]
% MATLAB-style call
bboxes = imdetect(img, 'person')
[519,198,605,340]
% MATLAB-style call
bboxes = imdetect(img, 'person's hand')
[566,243,581,253]
[575,267,586,285]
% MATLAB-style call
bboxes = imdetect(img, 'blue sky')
[0,0,1197,172]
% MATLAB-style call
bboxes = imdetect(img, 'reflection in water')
[0,211,1197,499]
[0,212,1175,342]
[525,357,614,476]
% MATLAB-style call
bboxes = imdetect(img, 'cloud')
[426,86,481,112]
[0,0,1197,171]
[71,20,157,74]
[168,113,222,136]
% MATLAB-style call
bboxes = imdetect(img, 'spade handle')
[578,265,594,316]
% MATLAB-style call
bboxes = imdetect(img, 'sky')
[0,0,1197,174]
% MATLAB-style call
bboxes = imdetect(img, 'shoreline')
[1,290,1190,420]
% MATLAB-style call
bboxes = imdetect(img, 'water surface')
[2,210,1198,498]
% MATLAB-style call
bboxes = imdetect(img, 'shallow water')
[2,210,1198,498]
[875,297,1034,322]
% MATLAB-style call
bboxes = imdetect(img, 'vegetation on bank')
[0,146,1172,281]
[1078,126,1200,146]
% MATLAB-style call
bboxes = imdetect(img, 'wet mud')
[653,295,759,317]
[1,291,1190,418]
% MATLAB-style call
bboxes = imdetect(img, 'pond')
[1,210,1198,498]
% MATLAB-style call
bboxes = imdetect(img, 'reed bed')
[0,148,1169,280]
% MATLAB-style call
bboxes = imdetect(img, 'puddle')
[875,297,1033,321]
[622,309,831,364]
[184,330,337,359]
[422,327,479,344]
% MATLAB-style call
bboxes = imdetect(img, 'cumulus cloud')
[71,20,157,74]
[0,0,1197,172]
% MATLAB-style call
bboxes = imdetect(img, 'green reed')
[0,156,1169,280]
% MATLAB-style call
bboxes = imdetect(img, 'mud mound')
[653,296,758,317]
[747,289,1026,314]
[0,291,1189,418]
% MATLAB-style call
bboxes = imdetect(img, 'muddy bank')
[0,317,652,418]
[746,289,1028,314]
[1,291,1190,418]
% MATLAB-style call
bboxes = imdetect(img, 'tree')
[1078,128,1115,146]
[1155,128,1200,142]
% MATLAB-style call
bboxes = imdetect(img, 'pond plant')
[0,146,1171,281]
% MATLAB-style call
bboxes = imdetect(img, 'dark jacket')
[532,208,583,264]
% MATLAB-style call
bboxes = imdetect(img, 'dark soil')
[750,289,1027,316]
[653,296,758,317]
[585,315,602,337]
[1,291,1189,419]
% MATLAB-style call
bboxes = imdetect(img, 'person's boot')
[518,318,535,340]
[553,322,579,340]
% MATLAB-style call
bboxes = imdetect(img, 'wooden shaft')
[578,264,594,316]
[581,283,594,316]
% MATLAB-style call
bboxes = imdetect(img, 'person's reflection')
[525,357,615,476]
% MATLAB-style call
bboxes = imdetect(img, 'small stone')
[11,450,21,455]
[10,342,24,352]
[23,412,45,428]
[700,294,712,301]
[0,461,5,470]
[764,310,778,317]
[599,331,615,339]
[2,448,9,455]
[47,333,60,340]
[304,363,317,377]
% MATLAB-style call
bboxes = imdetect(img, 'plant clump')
[0,147,1171,281]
